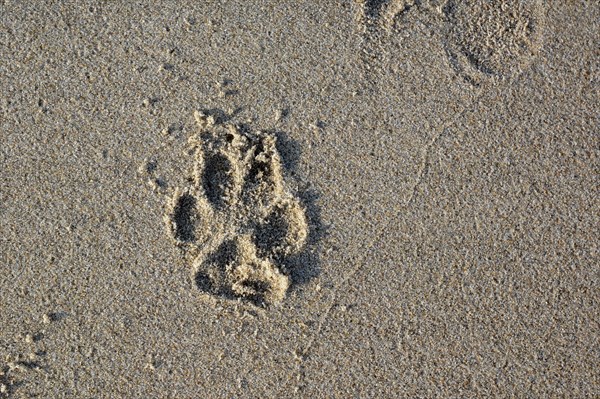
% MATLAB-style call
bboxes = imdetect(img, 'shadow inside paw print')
[172,194,196,243]
[168,111,322,306]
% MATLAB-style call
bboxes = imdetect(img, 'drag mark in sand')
[166,112,309,306]
[281,100,485,396]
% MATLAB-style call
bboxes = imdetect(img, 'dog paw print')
[167,112,308,306]
[443,0,545,83]
[360,0,545,83]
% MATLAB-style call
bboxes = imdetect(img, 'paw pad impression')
[167,112,308,306]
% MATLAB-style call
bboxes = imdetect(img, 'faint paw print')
[361,0,545,83]
[168,112,308,305]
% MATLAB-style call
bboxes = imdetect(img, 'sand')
[0,1,598,397]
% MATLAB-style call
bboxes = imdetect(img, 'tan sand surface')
[0,1,598,397]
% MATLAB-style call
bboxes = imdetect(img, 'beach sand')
[1,1,598,397]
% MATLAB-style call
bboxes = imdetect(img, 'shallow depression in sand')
[443,0,545,80]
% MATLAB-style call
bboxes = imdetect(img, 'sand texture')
[0,1,598,398]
